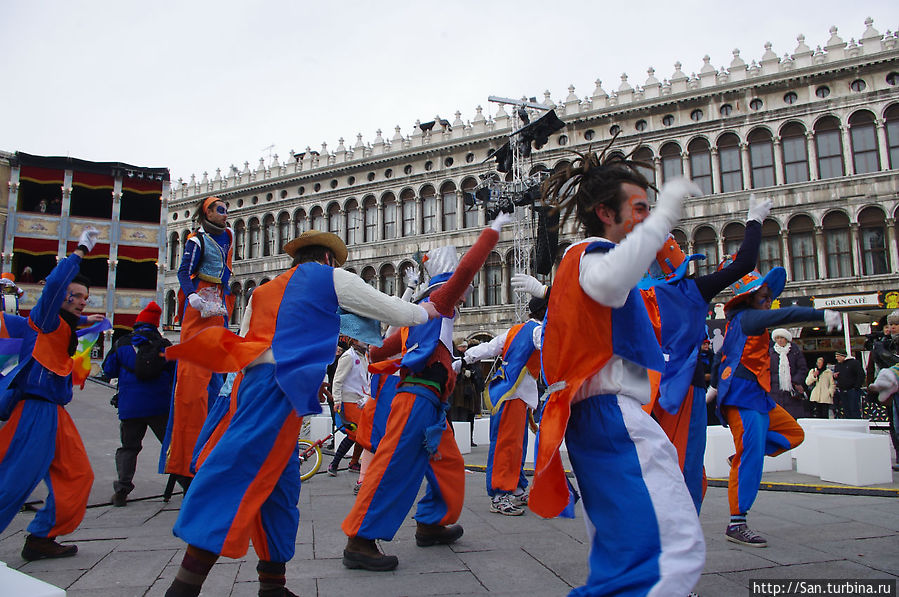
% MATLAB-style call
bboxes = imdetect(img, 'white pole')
[842,312,852,358]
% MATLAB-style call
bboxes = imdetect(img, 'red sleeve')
[370,329,403,363]
[429,228,499,316]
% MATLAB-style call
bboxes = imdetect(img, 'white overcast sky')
[2,1,896,183]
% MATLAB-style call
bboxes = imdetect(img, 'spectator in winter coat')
[768,328,809,419]
[834,351,865,419]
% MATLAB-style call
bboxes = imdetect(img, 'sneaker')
[343,536,398,571]
[348,462,361,473]
[489,494,525,516]
[510,492,528,507]
[21,535,78,561]
[111,491,127,507]
[327,463,338,477]
[414,522,464,547]
[725,523,767,547]
[353,481,362,496]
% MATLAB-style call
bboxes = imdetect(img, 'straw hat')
[283,230,347,266]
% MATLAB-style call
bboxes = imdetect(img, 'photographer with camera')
[865,310,899,470]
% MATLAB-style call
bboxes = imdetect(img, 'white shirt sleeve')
[331,349,354,403]
[464,330,509,363]
[533,323,543,350]
[578,210,672,308]
[333,268,428,327]
[238,294,253,337]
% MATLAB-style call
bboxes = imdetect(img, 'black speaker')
[534,205,559,275]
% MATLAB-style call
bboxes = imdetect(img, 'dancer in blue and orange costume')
[716,261,842,548]
[463,288,548,516]
[162,196,234,484]
[638,195,771,514]
[341,213,512,571]
[530,148,706,596]
[0,227,105,561]
[161,230,438,597]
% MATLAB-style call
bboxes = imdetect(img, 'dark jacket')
[102,324,174,420]
[834,357,865,391]
[769,342,809,419]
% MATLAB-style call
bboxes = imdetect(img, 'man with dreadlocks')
[530,149,705,596]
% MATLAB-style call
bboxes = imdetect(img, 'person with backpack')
[102,301,175,507]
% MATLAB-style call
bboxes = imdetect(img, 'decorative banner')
[72,318,113,388]
[13,236,58,255]
[19,165,64,185]
[72,171,114,190]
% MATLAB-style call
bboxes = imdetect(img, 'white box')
[306,415,332,443]
[794,419,870,477]
[762,450,792,472]
[453,422,471,454]
[705,426,735,478]
[0,560,66,596]
[817,430,893,486]
[472,417,490,446]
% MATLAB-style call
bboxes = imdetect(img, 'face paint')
[620,186,650,234]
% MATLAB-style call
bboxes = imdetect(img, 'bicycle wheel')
[298,439,322,481]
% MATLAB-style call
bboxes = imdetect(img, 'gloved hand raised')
[78,227,100,253]
[747,194,772,223]
[652,178,703,230]
[869,367,899,403]
[511,273,547,298]
[824,310,843,332]
[489,212,513,232]
[403,266,419,289]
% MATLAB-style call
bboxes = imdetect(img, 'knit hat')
[135,301,162,327]
[771,328,792,343]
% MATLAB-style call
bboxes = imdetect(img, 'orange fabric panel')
[47,406,94,536]
[0,401,25,459]
[653,386,694,470]
[741,333,771,393]
[640,287,662,344]
[429,422,466,526]
[341,402,362,442]
[722,405,745,516]
[221,411,302,559]
[29,318,74,377]
[194,373,242,472]
[490,400,528,492]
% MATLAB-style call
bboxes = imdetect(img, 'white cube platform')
[705,426,792,477]
[793,419,870,477]
[453,422,471,454]
[472,417,490,446]
[0,561,65,596]
[817,430,893,486]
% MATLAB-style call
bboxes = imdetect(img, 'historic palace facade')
[165,19,899,345]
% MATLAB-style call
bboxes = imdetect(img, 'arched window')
[461,177,479,228]
[277,212,290,254]
[361,266,376,288]
[759,219,782,274]
[464,269,480,308]
[421,186,437,234]
[345,199,360,245]
[262,214,275,257]
[823,211,852,278]
[363,196,377,242]
[748,128,775,188]
[379,263,396,296]
[780,122,809,184]
[169,231,180,269]
[660,142,682,183]
[687,138,712,195]
[632,147,656,201]
[723,222,745,256]
[381,192,397,240]
[327,203,342,240]
[859,206,889,275]
[849,111,880,174]
[248,218,260,259]
[165,290,176,326]
[814,116,844,179]
[693,227,718,276]
[401,189,415,237]
[441,182,456,231]
[788,215,817,281]
[293,208,306,237]
[484,252,503,306]
[233,220,245,261]
[886,104,899,169]
[717,133,743,193]
[311,206,325,232]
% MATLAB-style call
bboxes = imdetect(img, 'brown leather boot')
[21,534,78,561]
[414,522,463,547]
[342,536,398,571]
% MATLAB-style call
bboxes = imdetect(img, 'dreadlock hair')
[541,135,655,238]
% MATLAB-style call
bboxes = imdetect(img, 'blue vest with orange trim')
[717,309,774,412]
[531,241,664,518]
[485,320,541,412]
[399,297,453,374]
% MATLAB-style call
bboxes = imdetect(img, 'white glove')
[652,178,702,229]
[451,358,462,374]
[511,273,547,298]
[462,349,477,365]
[823,309,843,332]
[747,194,772,223]
[705,386,718,404]
[187,293,204,310]
[78,227,100,253]
[869,367,899,403]
[403,266,419,289]
[489,212,513,232]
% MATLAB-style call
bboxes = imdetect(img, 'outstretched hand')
[489,212,513,232]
